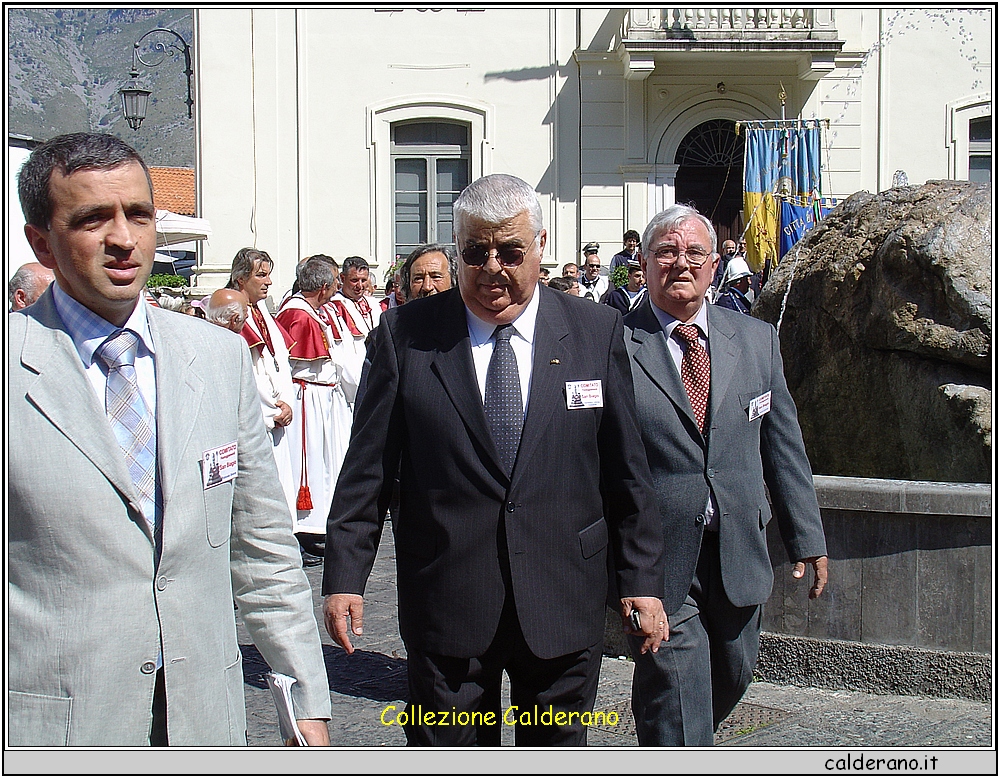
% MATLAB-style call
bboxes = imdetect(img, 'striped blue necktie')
[97,330,159,548]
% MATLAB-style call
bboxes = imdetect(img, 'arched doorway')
[673,119,744,244]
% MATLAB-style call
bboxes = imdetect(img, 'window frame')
[947,96,992,183]
[368,98,493,275]
[391,121,472,257]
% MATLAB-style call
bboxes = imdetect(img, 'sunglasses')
[460,232,539,268]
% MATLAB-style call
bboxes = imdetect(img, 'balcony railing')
[625,8,838,40]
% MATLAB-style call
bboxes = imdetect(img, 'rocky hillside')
[8,7,194,166]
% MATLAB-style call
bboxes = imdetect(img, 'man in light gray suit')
[622,204,828,746]
[8,133,331,746]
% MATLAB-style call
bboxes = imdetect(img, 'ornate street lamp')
[119,28,193,131]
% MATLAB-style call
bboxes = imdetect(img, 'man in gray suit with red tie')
[622,204,828,746]
[323,173,667,747]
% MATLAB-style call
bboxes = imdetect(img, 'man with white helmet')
[714,257,754,314]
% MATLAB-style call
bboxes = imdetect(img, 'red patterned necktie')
[674,324,710,434]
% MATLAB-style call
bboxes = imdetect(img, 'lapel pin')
[550,358,560,365]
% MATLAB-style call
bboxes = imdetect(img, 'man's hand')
[293,718,330,746]
[274,400,293,427]
[620,596,668,654]
[792,555,828,599]
[323,593,365,654]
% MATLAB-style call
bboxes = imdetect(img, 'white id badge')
[748,391,772,422]
[203,441,238,489]
[566,380,604,409]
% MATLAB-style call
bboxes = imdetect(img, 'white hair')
[205,298,246,327]
[453,173,543,235]
[642,204,718,255]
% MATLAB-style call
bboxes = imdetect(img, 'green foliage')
[610,264,629,289]
[147,274,187,289]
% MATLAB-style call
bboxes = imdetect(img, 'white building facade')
[193,7,992,293]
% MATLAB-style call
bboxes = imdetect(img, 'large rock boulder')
[753,181,991,482]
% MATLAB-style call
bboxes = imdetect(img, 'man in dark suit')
[622,204,828,746]
[323,173,666,747]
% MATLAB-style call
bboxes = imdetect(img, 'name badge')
[203,441,238,489]
[566,380,603,410]
[748,391,772,422]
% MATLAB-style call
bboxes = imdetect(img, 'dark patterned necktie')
[674,324,710,434]
[96,330,159,543]
[484,324,523,474]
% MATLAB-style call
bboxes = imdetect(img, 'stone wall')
[754,181,992,482]
[605,476,993,700]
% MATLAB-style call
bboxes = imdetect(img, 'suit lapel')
[429,291,506,477]
[629,299,701,435]
[510,289,571,486]
[19,292,151,542]
[147,309,205,507]
[706,305,739,431]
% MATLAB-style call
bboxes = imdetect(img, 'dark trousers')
[403,602,602,747]
[150,668,168,746]
[627,531,761,746]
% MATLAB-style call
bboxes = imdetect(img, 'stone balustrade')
[624,7,839,40]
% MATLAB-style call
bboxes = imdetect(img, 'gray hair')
[642,204,718,256]
[205,298,246,328]
[227,247,273,290]
[401,243,457,301]
[296,256,336,293]
[453,174,543,235]
[18,132,152,229]
[8,264,50,307]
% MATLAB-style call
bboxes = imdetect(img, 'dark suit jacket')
[324,285,663,659]
[623,299,826,616]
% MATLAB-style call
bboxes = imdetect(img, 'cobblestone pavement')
[238,526,993,752]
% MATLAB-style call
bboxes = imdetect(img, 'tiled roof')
[149,167,196,215]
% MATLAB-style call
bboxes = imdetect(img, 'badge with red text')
[566,380,603,410]
[748,391,772,422]
[203,441,238,489]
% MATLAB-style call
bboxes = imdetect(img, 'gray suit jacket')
[8,289,330,746]
[623,299,827,615]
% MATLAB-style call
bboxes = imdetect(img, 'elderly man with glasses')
[323,173,666,748]
[621,203,828,746]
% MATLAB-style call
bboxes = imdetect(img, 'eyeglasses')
[460,232,539,268]
[585,263,601,270]
[651,245,711,269]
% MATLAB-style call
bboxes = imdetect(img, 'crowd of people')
[10,132,827,750]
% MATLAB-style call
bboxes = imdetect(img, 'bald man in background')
[9,262,55,311]
[205,288,249,333]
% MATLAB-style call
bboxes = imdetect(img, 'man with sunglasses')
[323,173,666,747]
[621,204,828,746]
[578,243,609,302]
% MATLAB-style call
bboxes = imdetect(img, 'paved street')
[238,525,993,753]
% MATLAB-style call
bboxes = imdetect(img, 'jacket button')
[141,662,156,674]
[506,502,516,513]
[695,513,705,524]
[156,576,168,591]
[707,468,715,478]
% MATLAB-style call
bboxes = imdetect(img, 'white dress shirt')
[465,286,540,415]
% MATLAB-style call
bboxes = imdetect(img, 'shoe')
[300,549,323,567]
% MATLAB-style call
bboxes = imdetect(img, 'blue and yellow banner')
[779,199,833,259]
[742,122,823,272]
